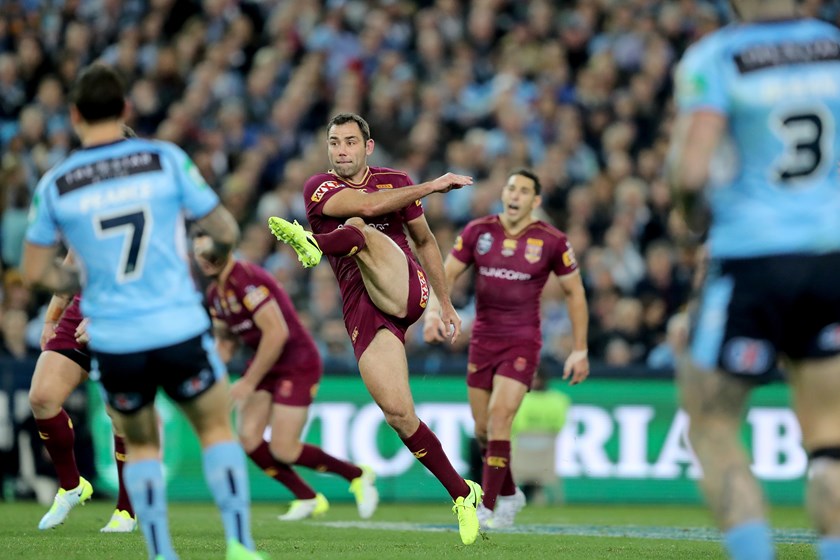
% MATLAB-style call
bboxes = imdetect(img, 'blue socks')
[819,537,840,559]
[202,440,255,551]
[124,459,178,560]
[724,520,774,560]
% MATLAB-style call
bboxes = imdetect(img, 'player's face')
[328,122,374,180]
[500,174,540,225]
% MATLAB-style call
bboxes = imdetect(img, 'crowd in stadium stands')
[0,0,838,373]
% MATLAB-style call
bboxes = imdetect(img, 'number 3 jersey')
[675,18,840,259]
[26,139,219,353]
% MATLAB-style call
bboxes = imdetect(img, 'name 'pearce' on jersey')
[26,138,220,353]
[675,18,840,258]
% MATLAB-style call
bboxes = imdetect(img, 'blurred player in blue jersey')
[21,64,266,560]
[669,2,840,559]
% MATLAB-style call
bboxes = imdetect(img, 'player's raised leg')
[271,215,412,319]
[677,361,772,560]
[29,352,93,530]
[359,329,481,544]
[788,355,840,560]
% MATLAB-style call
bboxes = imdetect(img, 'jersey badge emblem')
[525,238,543,263]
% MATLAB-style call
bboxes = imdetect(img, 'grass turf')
[0,501,817,559]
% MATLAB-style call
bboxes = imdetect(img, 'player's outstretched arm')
[322,172,473,219]
[423,255,469,344]
[195,204,240,265]
[557,270,590,385]
[406,215,462,343]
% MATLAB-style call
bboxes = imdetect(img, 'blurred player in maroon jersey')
[193,231,378,521]
[29,253,136,532]
[268,112,482,545]
[425,169,590,529]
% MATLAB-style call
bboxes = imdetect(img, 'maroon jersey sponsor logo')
[525,238,543,264]
[230,319,254,334]
[311,180,341,202]
[562,241,577,268]
[501,239,517,257]
[454,235,463,252]
[243,285,270,311]
[417,269,429,309]
[478,266,532,281]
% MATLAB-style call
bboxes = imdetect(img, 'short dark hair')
[327,113,371,142]
[510,168,542,195]
[69,64,126,124]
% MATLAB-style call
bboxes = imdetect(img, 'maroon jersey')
[206,261,320,374]
[303,167,425,313]
[451,216,578,341]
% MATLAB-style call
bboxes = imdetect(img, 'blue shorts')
[93,333,225,414]
[690,252,840,381]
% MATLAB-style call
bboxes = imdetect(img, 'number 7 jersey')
[26,138,220,353]
[675,18,840,258]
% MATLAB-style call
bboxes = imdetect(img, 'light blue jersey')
[26,138,219,353]
[676,19,840,258]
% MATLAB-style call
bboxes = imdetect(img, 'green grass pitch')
[0,501,818,559]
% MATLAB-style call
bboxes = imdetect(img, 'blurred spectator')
[0,308,37,360]
[3,0,835,370]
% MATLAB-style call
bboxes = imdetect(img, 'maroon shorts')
[467,336,542,391]
[44,300,90,371]
[253,361,322,407]
[344,257,430,361]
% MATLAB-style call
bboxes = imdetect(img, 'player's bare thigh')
[357,329,418,437]
[29,351,88,418]
[677,358,751,423]
[236,389,273,452]
[179,379,236,448]
[487,375,529,441]
[788,354,840,452]
[268,403,309,463]
[346,217,410,318]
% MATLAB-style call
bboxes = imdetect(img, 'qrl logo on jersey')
[311,180,340,202]
[417,269,429,309]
